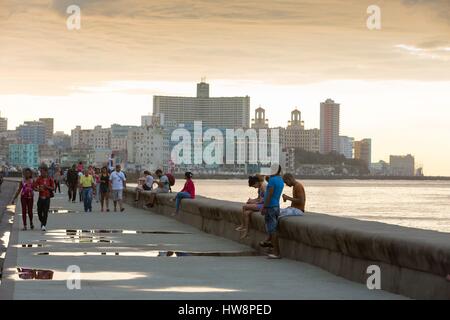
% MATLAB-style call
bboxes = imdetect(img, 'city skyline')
[0,0,449,175]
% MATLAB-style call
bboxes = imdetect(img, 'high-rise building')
[17,121,46,145]
[39,118,54,140]
[0,111,7,132]
[251,107,269,129]
[153,81,250,129]
[390,154,415,176]
[339,136,354,159]
[320,99,340,154]
[284,109,320,153]
[354,139,372,165]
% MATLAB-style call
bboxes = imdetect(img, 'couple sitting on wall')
[135,169,196,216]
[236,164,306,259]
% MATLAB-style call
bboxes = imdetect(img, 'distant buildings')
[251,107,269,129]
[320,99,340,154]
[9,144,39,169]
[127,126,165,171]
[0,112,7,132]
[71,125,111,149]
[39,118,54,141]
[153,81,250,129]
[283,109,320,153]
[339,136,354,159]
[390,154,415,176]
[354,139,372,165]
[17,121,47,145]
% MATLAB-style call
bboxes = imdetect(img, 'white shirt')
[145,175,154,189]
[110,171,126,190]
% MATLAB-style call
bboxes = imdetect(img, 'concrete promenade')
[0,185,405,300]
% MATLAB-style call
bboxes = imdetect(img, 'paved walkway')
[0,185,406,300]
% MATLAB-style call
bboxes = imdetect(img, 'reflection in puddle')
[64,229,191,235]
[19,244,44,248]
[35,251,259,257]
[33,209,77,214]
[17,268,54,280]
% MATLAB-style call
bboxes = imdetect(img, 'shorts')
[265,207,280,235]
[280,207,304,218]
[112,189,123,201]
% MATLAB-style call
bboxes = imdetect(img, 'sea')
[143,179,450,234]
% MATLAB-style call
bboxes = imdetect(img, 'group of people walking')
[11,160,304,261]
[66,163,127,213]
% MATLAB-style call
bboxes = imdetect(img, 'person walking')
[110,164,126,212]
[171,172,195,216]
[99,167,110,212]
[261,164,284,259]
[54,166,62,194]
[33,165,55,232]
[79,169,96,213]
[94,167,101,203]
[12,168,35,231]
[66,164,79,203]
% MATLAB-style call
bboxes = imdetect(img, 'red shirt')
[34,177,55,199]
[181,179,196,199]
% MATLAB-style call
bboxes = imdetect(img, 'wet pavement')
[0,186,406,300]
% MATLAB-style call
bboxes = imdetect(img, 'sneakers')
[30,224,34,230]
[41,225,46,232]
[267,254,282,260]
[22,226,27,231]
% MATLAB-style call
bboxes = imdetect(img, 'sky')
[0,0,449,175]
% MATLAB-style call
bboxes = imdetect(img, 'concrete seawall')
[125,188,450,300]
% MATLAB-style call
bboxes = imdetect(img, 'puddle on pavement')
[18,244,44,248]
[35,250,259,257]
[64,229,191,235]
[17,267,54,280]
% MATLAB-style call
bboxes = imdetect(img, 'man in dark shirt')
[66,164,79,203]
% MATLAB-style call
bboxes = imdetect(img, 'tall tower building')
[251,107,269,129]
[320,99,340,154]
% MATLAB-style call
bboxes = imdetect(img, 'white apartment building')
[153,81,250,129]
[127,126,164,171]
[339,136,354,159]
[71,125,111,149]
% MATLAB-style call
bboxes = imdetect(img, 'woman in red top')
[171,172,195,216]
[33,165,55,232]
[12,168,35,231]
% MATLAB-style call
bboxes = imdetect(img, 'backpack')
[166,173,176,187]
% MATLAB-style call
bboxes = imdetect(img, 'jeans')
[82,188,93,212]
[175,192,192,214]
[37,197,51,227]
[264,206,280,235]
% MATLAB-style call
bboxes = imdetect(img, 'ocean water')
[144,179,450,234]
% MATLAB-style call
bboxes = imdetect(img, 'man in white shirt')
[135,171,154,202]
[110,164,127,212]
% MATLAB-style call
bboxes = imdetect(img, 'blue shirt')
[265,175,284,208]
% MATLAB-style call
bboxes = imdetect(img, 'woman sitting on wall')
[170,172,196,216]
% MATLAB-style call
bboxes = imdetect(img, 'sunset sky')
[0,0,449,175]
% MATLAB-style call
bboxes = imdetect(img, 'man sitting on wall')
[280,173,306,218]
[145,169,170,208]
